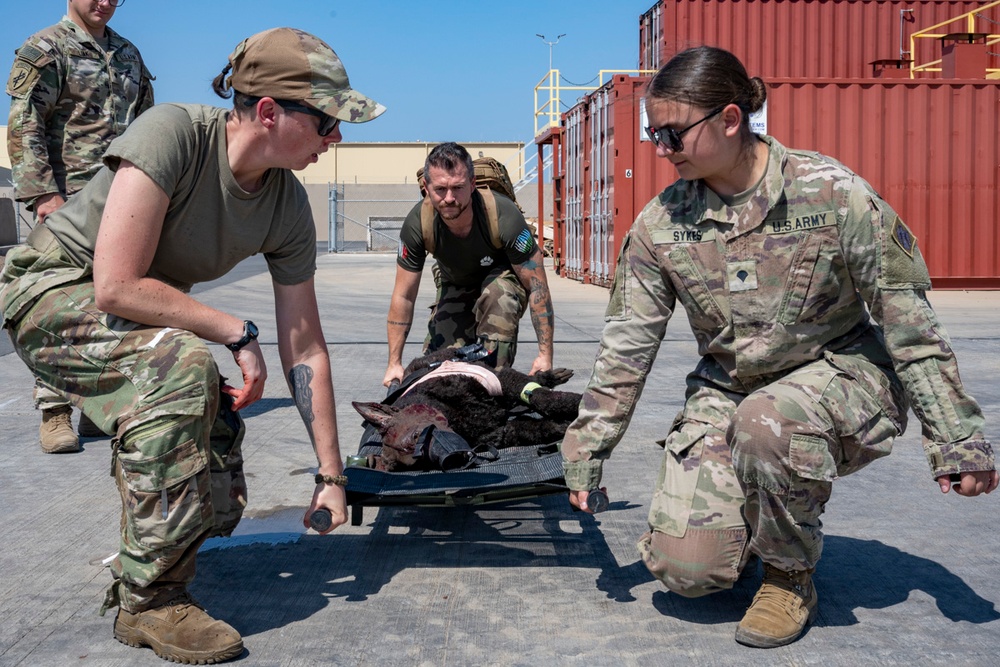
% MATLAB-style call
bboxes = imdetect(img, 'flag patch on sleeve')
[513,229,534,254]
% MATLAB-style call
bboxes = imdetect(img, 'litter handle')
[587,489,609,513]
[309,509,332,532]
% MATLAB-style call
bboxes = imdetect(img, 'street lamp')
[536,33,566,72]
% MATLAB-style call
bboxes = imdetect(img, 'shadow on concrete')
[241,397,295,418]
[649,535,1000,628]
[191,496,651,638]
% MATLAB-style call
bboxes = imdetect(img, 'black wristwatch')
[225,320,259,351]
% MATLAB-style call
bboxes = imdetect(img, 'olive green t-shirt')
[44,103,316,291]
[396,190,535,287]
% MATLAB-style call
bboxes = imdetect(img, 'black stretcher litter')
[342,421,569,526]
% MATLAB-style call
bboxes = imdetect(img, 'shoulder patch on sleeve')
[512,228,535,254]
[881,210,931,289]
[6,61,40,96]
[890,218,915,258]
[18,43,47,63]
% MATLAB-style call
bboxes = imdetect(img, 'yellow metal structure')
[909,0,1000,77]
[534,68,655,136]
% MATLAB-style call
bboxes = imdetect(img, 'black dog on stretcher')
[352,346,582,472]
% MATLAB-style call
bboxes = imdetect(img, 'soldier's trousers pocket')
[649,420,710,539]
[649,418,746,540]
[116,426,211,553]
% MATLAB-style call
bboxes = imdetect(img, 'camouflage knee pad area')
[472,269,527,341]
[638,527,750,597]
[644,416,749,595]
[637,352,905,588]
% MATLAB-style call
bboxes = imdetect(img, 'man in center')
[383,142,554,386]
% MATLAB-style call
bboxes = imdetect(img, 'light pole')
[536,33,566,72]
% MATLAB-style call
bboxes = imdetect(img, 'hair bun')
[748,77,767,113]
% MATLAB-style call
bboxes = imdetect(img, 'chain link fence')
[327,183,421,253]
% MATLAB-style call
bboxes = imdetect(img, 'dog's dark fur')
[352,348,582,471]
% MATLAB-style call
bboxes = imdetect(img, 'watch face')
[246,321,259,338]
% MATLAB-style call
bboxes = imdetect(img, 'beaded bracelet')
[315,473,348,486]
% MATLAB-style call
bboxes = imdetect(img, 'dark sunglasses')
[646,105,727,153]
[273,100,341,137]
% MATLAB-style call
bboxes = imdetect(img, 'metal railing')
[533,68,656,136]
[909,0,1000,77]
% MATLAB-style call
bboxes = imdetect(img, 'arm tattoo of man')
[289,364,316,447]
[528,276,554,346]
[388,319,412,338]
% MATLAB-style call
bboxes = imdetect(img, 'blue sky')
[2,1,656,143]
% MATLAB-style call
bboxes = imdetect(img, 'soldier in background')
[6,0,154,453]
[383,142,555,387]
[561,46,997,648]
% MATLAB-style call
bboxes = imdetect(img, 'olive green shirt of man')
[396,190,536,286]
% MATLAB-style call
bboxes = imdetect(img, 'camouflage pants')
[638,351,905,597]
[34,376,71,411]
[1,242,247,613]
[423,263,527,368]
[28,215,69,411]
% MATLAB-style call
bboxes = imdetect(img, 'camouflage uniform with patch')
[6,16,154,209]
[562,136,994,597]
[7,16,153,414]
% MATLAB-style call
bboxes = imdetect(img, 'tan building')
[298,141,527,251]
[0,126,532,250]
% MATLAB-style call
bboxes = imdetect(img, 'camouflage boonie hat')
[227,27,385,123]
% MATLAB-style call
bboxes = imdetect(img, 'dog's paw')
[533,367,574,387]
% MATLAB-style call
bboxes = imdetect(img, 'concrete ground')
[1,252,998,667]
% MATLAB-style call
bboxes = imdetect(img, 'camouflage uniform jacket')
[6,16,154,208]
[562,136,993,490]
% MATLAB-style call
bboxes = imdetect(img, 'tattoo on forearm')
[289,364,316,447]
[387,320,412,326]
[528,278,554,349]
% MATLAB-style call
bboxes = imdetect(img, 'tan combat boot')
[114,594,243,664]
[735,563,817,648]
[39,406,81,453]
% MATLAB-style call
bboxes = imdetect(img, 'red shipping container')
[640,0,1000,79]
[548,75,675,286]
[546,76,1000,287]
[766,78,1000,287]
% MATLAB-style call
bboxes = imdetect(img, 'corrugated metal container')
[639,0,1000,79]
[552,75,674,286]
[548,76,1000,287]
[766,78,1000,287]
